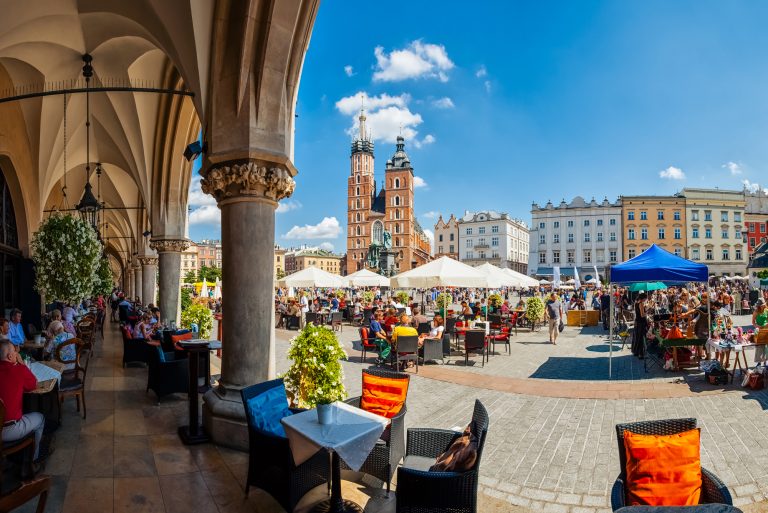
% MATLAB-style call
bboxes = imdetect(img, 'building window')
[491,237,499,246]
[610,219,616,226]
[628,249,636,259]
[479,227,486,234]
[553,221,560,228]
[597,219,603,226]
[705,228,712,239]
[735,229,742,240]
[466,239,473,248]
[657,211,664,220]
[734,212,742,222]
[721,229,728,239]
[674,248,682,257]
[553,233,560,243]
[356,199,360,209]
[597,232,603,242]
[478,237,486,246]
[658,228,665,239]
[628,229,635,240]
[736,248,742,260]
[438,234,443,242]
[539,222,545,229]
[466,228,472,235]
[691,210,699,221]
[539,252,546,264]
[568,233,574,243]
[610,250,617,263]
[394,178,400,188]
[722,248,730,260]
[641,228,648,240]
[628,211,635,220]
[492,225,499,233]
[581,232,589,243]
[640,211,647,220]
[583,250,591,263]
[610,232,616,241]
[721,211,728,222]
[553,251,560,263]
[674,228,681,239]
[539,234,545,244]
[692,227,699,239]
[704,210,712,221]
[584,220,590,227]
[449,244,454,253]
[466,251,473,259]
[706,249,713,260]
[750,237,756,247]
[567,250,575,263]
[356,174,360,183]
[673,211,681,221]
[567,220,574,227]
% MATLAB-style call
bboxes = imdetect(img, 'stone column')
[150,239,190,325]
[134,263,143,303]
[139,256,159,307]
[126,268,134,298]
[201,160,295,449]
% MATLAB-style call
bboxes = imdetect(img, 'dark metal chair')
[305,312,321,326]
[488,324,512,355]
[463,331,486,367]
[416,322,431,335]
[240,379,329,512]
[330,312,343,332]
[343,367,409,494]
[611,418,733,511]
[395,335,420,373]
[146,344,189,401]
[57,339,91,420]
[396,399,489,513]
[121,327,148,367]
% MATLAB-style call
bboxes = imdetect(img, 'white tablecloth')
[281,401,389,471]
[30,362,61,384]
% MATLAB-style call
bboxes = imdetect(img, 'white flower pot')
[317,403,333,425]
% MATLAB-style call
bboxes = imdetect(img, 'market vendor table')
[660,336,707,371]
[177,339,222,445]
[282,401,388,513]
[566,309,599,327]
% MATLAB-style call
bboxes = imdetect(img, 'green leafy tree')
[276,268,286,280]
[184,271,197,284]
[758,270,768,279]
[280,323,347,408]
[180,302,213,339]
[180,287,193,312]
[198,265,222,283]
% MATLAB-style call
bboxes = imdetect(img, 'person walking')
[545,293,563,345]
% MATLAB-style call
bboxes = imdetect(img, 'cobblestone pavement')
[270,316,768,513]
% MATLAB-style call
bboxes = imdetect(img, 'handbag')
[558,319,564,332]
[748,372,765,390]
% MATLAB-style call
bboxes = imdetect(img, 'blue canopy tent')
[610,244,709,284]
[607,244,709,378]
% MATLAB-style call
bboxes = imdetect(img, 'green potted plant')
[525,296,545,327]
[488,293,503,312]
[394,291,410,305]
[281,323,347,409]
[436,292,453,317]
[181,302,213,339]
[361,290,375,305]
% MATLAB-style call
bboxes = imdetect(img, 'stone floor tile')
[150,434,199,476]
[62,477,114,513]
[114,408,148,436]
[80,409,115,436]
[158,472,218,513]
[114,436,157,477]
[114,476,165,513]
[71,435,114,478]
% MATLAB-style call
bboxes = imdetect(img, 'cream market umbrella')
[200,280,209,298]
[278,266,346,288]
[476,262,519,289]
[345,268,390,287]
[213,278,222,299]
[389,256,489,288]
[502,268,539,288]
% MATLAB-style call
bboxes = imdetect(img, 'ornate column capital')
[150,238,191,253]
[138,256,159,266]
[200,158,295,204]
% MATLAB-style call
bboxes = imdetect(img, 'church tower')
[346,109,374,273]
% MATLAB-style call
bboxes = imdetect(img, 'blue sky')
[188,0,768,250]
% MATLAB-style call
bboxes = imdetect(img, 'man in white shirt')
[299,294,309,327]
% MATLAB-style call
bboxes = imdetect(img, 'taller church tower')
[346,109,374,273]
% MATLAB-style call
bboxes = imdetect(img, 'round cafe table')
[177,339,222,445]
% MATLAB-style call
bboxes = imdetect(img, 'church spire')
[358,108,368,142]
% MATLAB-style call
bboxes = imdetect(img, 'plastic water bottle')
[191,323,199,339]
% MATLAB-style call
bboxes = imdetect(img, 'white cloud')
[335,91,410,116]
[283,217,341,239]
[188,179,216,208]
[373,40,454,82]
[742,179,764,194]
[421,134,435,145]
[423,229,434,244]
[723,161,742,175]
[432,97,454,109]
[484,80,492,93]
[337,92,424,144]
[188,205,220,226]
[476,65,487,78]
[276,200,302,214]
[344,65,355,77]
[421,211,440,219]
[319,242,335,252]
[659,166,686,180]
[413,176,428,189]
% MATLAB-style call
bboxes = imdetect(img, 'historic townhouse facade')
[459,211,529,273]
[621,195,687,261]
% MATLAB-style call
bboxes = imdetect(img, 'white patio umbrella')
[345,268,390,287]
[502,268,539,288]
[564,278,576,285]
[213,278,222,299]
[539,279,551,285]
[278,266,346,288]
[389,256,489,288]
[475,262,519,289]
[200,280,209,298]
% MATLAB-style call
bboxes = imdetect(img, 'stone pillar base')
[202,385,248,451]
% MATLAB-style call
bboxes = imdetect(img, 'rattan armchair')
[146,345,188,401]
[342,367,410,493]
[611,418,733,511]
[240,379,329,512]
[396,399,489,513]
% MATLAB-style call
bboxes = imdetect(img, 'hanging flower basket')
[30,212,102,303]
[93,256,114,298]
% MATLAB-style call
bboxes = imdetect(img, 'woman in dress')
[45,320,76,370]
[752,298,768,365]
[631,293,648,358]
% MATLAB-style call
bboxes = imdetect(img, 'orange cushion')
[360,373,409,419]
[667,326,684,339]
[171,332,193,344]
[624,428,702,506]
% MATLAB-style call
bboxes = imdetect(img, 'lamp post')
[76,53,102,234]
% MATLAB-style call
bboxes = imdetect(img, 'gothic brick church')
[346,109,431,274]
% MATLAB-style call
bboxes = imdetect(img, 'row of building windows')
[627,228,683,240]
[746,222,767,233]
[466,237,500,247]
[539,250,619,264]
[466,251,501,260]
[689,210,742,222]
[627,211,682,221]
[538,219,617,229]
[540,232,618,243]
[465,225,501,235]
[437,233,455,242]
[621,247,744,261]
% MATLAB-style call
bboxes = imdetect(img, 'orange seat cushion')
[171,332,193,344]
[624,428,702,506]
[360,373,409,419]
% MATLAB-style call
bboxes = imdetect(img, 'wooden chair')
[0,399,36,489]
[56,339,91,419]
[76,317,96,347]
[0,475,50,513]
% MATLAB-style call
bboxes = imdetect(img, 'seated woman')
[500,300,510,315]
[419,315,445,347]
[133,313,153,340]
[45,320,76,370]
[46,309,64,339]
[61,303,78,336]
[0,317,10,342]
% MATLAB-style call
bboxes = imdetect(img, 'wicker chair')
[611,418,733,511]
[240,379,329,512]
[121,327,148,367]
[396,399,489,513]
[342,367,410,493]
[146,344,188,401]
[358,327,380,364]
[463,331,486,367]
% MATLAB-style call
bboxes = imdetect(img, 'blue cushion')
[155,345,166,362]
[246,382,293,438]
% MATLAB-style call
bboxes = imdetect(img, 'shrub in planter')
[394,291,410,305]
[525,296,545,324]
[488,293,503,308]
[435,292,453,316]
[361,290,375,305]
[281,323,347,408]
[181,303,213,339]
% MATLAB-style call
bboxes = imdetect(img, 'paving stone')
[542,502,570,513]
[572,507,597,513]
[556,493,582,505]
[582,495,608,507]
